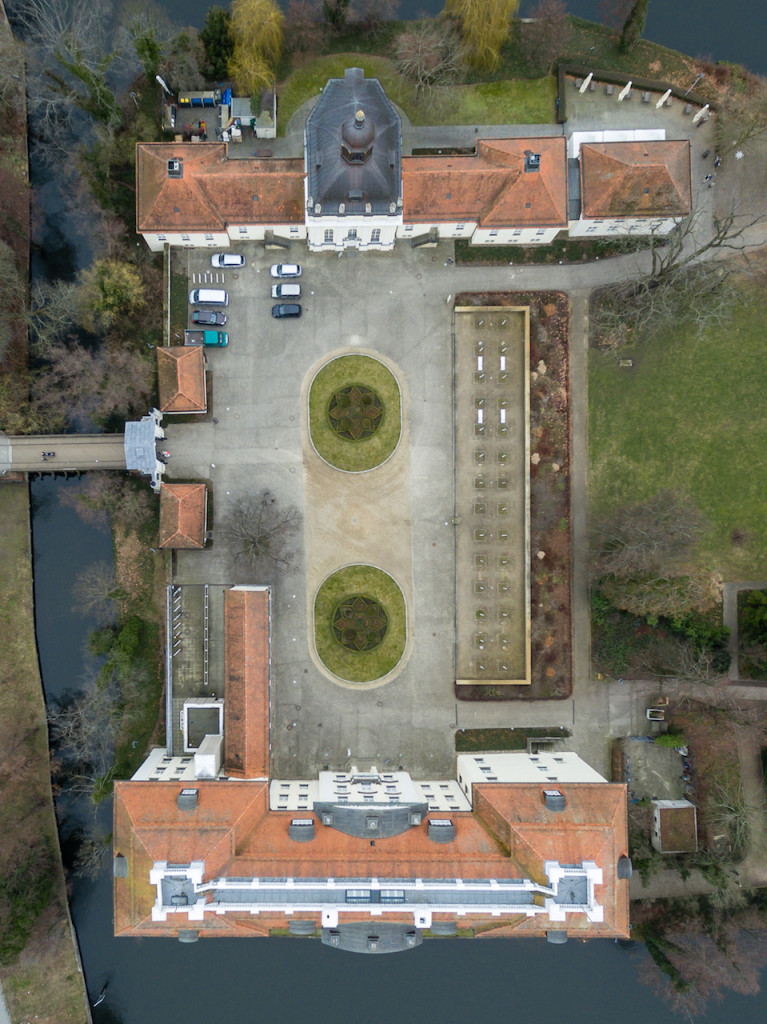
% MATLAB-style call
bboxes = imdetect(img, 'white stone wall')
[568,216,678,237]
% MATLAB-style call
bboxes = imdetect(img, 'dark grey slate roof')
[617,856,633,880]
[313,800,427,838]
[124,417,157,473]
[305,67,401,218]
[322,923,422,955]
[161,876,200,907]
[553,875,588,905]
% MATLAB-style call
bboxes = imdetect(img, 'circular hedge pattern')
[332,594,388,651]
[328,384,384,441]
[309,355,401,472]
[314,565,406,684]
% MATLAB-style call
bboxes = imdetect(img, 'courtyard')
[168,243,467,778]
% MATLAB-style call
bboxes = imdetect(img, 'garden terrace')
[454,306,530,687]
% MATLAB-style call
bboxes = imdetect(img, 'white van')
[271,282,301,299]
[189,288,229,306]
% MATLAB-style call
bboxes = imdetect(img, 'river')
[27,4,767,1022]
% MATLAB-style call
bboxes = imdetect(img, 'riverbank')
[0,483,90,1024]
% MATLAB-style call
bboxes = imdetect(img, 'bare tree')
[396,22,465,102]
[61,472,154,531]
[715,68,767,151]
[31,342,154,430]
[352,0,399,37]
[25,279,79,355]
[47,672,120,799]
[592,201,765,349]
[591,492,702,580]
[0,24,25,113]
[72,826,112,880]
[522,0,572,75]
[73,562,123,625]
[220,492,300,574]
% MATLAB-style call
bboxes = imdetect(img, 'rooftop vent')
[617,856,633,880]
[543,789,566,813]
[524,151,541,173]
[428,818,456,844]
[167,158,183,178]
[289,919,317,936]
[366,815,380,831]
[177,787,199,811]
[289,818,316,842]
[322,811,334,826]
[315,151,323,168]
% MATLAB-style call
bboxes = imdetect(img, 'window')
[347,228,358,240]
[181,234,190,241]
[456,224,464,231]
[290,226,299,234]
[346,889,371,903]
[157,235,167,241]
[371,228,381,243]
[512,230,522,236]
[536,229,546,236]
[239,227,247,234]
[205,234,213,240]
[489,230,499,237]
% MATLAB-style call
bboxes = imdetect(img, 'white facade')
[131,747,198,781]
[568,215,678,238]
[305,215,400,252]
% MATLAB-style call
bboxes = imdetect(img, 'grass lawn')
[0,483,87,1023]
[277,52,554,132]
[455,727,571,751]
[589,275,767,580]
[314,564,406,684]
[456,234,651,267]
[309,354,401,472]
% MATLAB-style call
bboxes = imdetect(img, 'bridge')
[0,433,127,473]
[0,411,167,487]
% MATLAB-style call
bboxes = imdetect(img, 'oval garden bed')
[314,564,406,684]
[309,354,401,472]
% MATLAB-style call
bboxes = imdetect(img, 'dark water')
[159,0,765,76]
[24,2,767,1021]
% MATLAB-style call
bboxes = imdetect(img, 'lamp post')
[684,73,704,96]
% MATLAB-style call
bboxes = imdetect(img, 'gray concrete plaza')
[169,244,465,778]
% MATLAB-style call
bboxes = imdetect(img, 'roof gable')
[580,140,692,219]
[136,143,305,232]
[224,587,270,779]
[156,347,206,413]
[159,483,207,549]
[402,138,567,227]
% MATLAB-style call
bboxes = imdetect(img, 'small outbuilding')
[651,799,698,854]
[159,482,207,549]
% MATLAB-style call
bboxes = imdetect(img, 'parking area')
[166,243,464,777]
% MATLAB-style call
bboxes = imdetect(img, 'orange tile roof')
[136,143,305,233]
[474,783,630,938]
[156,347,206,414]
[113,780,269,936]
[159,483,207,549]
[580,140,691,219]
[402,138,568,227]
[113,780,630,940]
[224,587,270,779]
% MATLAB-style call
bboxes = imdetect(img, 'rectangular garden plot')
[454,306,530,686]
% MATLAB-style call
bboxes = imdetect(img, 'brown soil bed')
[454,291,572,700]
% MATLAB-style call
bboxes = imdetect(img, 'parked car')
[192,309,227,325]
[271,282,301,299]
[270,263,301,278]
[184,329,229,347]
[271,303,302,318]
[211,252,245,268]
[189,288,228,305]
